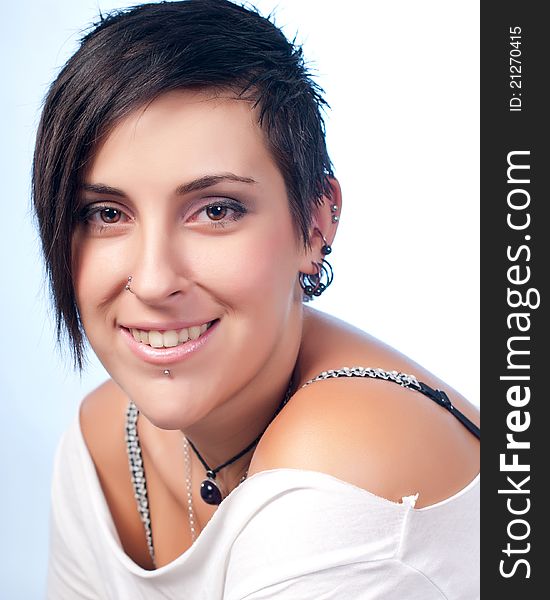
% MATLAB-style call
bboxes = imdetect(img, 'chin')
[133,393,201,430]
[123,375,217,431]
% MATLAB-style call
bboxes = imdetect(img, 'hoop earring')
[299,228,334,301]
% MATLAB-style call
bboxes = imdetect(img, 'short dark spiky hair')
[32,0,334,370]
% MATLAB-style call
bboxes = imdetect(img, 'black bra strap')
[416,381,480,440]
[301,367,480,440]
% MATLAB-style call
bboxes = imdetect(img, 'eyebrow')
[80,173,257,197]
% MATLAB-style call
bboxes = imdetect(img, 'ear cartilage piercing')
[331,214,339,223]
[314,227,332,255]
[331,204,338,212]
[125,276,134,293]
[163,369,171,376]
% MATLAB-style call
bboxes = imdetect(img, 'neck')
[183,357,301,475]
[181,305,306,477]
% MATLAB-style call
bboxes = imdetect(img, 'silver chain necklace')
[183,436,250,543]
[128,365,474,566]
[126,377,293,565]
[182,435,198,543]
[183,435,250,542]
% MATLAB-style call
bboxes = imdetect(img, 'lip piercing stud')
[163,369,171,376]
[125,276,134,293]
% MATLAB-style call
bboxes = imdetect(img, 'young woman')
[35,1,480,598]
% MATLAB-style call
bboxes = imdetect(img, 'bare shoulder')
[248,308,480,509]
[79,378,134,499]
[79,379,129,466]
[79,379,153,567]
[80,381,133,511]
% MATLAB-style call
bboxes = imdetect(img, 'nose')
[126,225,191,305]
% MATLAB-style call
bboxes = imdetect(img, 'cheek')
[71,235,125,321]
[200,225,298,308]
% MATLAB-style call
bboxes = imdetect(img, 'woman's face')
[73,89,313,429]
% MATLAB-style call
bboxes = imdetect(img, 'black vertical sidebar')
[481,1,549,597]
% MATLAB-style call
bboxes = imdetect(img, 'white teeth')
[188,326,201,340]
[129,321,214,348]
[163,330,179,348]
[148,331,164,348]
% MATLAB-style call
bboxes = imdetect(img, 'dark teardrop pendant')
[200,471,223,505]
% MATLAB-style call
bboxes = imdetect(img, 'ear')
[298,177,342,275]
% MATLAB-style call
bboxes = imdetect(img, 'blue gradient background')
[0,1,479,597]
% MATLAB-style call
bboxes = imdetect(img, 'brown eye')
[205,205,227,221]
[100,208,122,223]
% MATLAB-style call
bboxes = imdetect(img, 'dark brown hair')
[32,0,334,369]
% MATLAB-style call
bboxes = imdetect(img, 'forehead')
[85,89,282,191]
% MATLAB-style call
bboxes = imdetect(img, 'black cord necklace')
[186,375,295,505]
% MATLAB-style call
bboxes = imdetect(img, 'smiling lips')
[129,321,215,348]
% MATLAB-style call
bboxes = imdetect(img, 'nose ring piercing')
[125,276,134,293]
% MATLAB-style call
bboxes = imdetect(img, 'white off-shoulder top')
[46,411,480,599]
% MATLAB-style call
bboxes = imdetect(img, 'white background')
[0,1,479,596]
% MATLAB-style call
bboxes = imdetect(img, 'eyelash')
[77,199,248,232]
[198,200,248,229]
